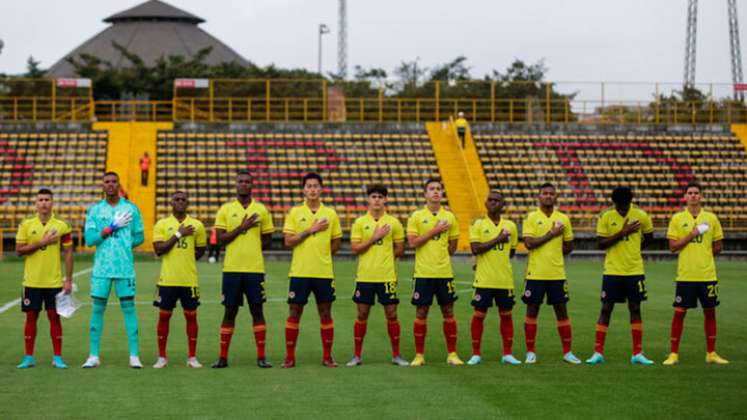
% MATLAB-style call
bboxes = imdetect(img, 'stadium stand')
[156,130,442,229]
[0,130,108,231]
[473,131,747,232]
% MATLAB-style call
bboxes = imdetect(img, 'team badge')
[474,294,482,301]
[601,291,606,298]
[355,290,361,297]
[23,298,31,306]
[156,296,162,303]
[413,292,420,299]
[675,296,682,303]
[288,291,296,299]
[524,290,531,297]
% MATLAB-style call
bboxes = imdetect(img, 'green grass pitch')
[0,256,744,419]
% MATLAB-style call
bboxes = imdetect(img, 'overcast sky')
[0,0,742,99]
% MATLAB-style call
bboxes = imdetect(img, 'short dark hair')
[172,190,187,198]
[685,182,701,192]
[103,171,119,180]
[423,178,443,190]
[366,183,388,196]
[611,186,633,205]
[37,188,53,196]
[302,172,323,187]
[237,170,252,177]
[539,182,555,191]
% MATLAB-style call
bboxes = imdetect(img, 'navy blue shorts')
[673,281,719,309]
[153,285,200,310]
[222,272,266,306]
[288,277,335,305]
[521,280,569,305]
[353,281,399,306]
[21,287,61,312]
[411,278,457,306]
[601,275,647,303]
[471,287,515,309]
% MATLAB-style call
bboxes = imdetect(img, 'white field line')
[0,267,93,314]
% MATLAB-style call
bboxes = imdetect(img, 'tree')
[24,56,46,78]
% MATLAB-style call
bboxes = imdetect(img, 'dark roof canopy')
[104,0,205,24]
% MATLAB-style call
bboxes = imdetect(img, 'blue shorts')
[673,281,719,309]
[287,277,336,305]
[411,278,458,306]
[471,288,515,309]
[21,287,62,312]
[353,281,399,306]
[222,272,266,306]
[91,276,136,299]
[521,280,569,305]
[154,286,200,310]
[601,275,647,303]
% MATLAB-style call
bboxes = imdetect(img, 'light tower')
[337,0,347,79]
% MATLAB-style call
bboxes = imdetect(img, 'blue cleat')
[501,354,522,365]
[466,355,482,365]
[631,353,654,365]
[585,352,605,365]
[563,352,582,364]
[17,355,35,369]
[52,356,68,369]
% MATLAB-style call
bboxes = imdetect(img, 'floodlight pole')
[318,23,330,76]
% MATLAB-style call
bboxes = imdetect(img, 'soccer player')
[586,187,655,365]
[15,188,73,369]
[211,171,274,369]
[467,190,521,366]
[152,191,206,368]
[282,172,342,368]
[522,183,580,364]
[407,178,463,366]
[82,171,144,368]
[345,184,408,367]
[663,182,727,365]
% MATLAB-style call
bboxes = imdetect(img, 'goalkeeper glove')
[103,211,132,236]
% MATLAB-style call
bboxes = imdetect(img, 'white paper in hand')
[696,223,710,234]
[56,291,82,319]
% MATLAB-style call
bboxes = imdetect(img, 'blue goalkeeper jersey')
[84,198,145,278]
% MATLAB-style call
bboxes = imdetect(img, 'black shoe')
[211,358,228,368]
[257,358,273,368]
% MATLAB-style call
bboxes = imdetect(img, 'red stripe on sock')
[413,318,427,354]
[285,316,299,361]
[557,318,572,354]
[524,316,537,353]
[219,322,235,359]
[387,319,401,357]
[253,321,267,360]
[595,322,608,354]
[443,317,458,354]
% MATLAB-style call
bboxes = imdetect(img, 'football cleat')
[152,357,168,369]
[500,354,522,365]
[585,352,605,365]
[631,353,654,365]
[211,358,228,369]
[705,352,729,365]
[129,356,143,369]
[345,356,362,367]
[446,352,464,366]
[256,358,273,368]
[81,356,100,368]
[322,358,338,368]
[281,359,296,369]
[466,355,482,365]
[51,356,68,369]
[186,357,203,368]
[16,355,35,369]
[524,352,537,364]
[391,355,409,367]
[410,353,426,367]
[563,352,581,365]
[662,353,679,366]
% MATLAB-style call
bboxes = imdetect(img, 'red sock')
[413,318,427,354]
[594,322,608,354]
[557,318,572,354]
[704,308,716,353]
[670,308,687,353]
[184,310,198,358]
[320,319,334,360]
[524,316,537,353]
[499,310,514,356]
[285,317,299,361]
[219,323,235,359]
[631,320,643,355]
[23,311,38,356]
[157,310,172,358]
[253,321,267,360]
[353,319,367,358]
[470,311,486,356]
[443,317,458,353]
[387,319,401,357]
[46,309,62,356]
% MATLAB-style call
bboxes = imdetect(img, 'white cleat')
[563,352,582,365]
[81,356,100,369]
[524,352,537,364]
[129,356,144,369]
[501,354,522,365]
[186,357,203,368]
[152,357,168,369]
[466,355,482,365]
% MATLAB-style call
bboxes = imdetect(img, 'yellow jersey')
[596,205,653,276]
[215,199,275,273]
[455,117,468,128]
[523,208,573,280]
[351,212,405,283]
[406,206,460,278]
[667,209,723,282]
[153,214,206,287]
[16,214,73,288]
[283,202,342,279]
[470,216,518,289]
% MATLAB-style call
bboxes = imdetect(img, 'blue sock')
[89,298,107,357]
[120,298,139,357]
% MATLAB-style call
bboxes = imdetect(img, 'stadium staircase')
[426,121,489,250]
[94,122,173,252]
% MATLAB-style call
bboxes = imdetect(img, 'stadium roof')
[46,0,250,78]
